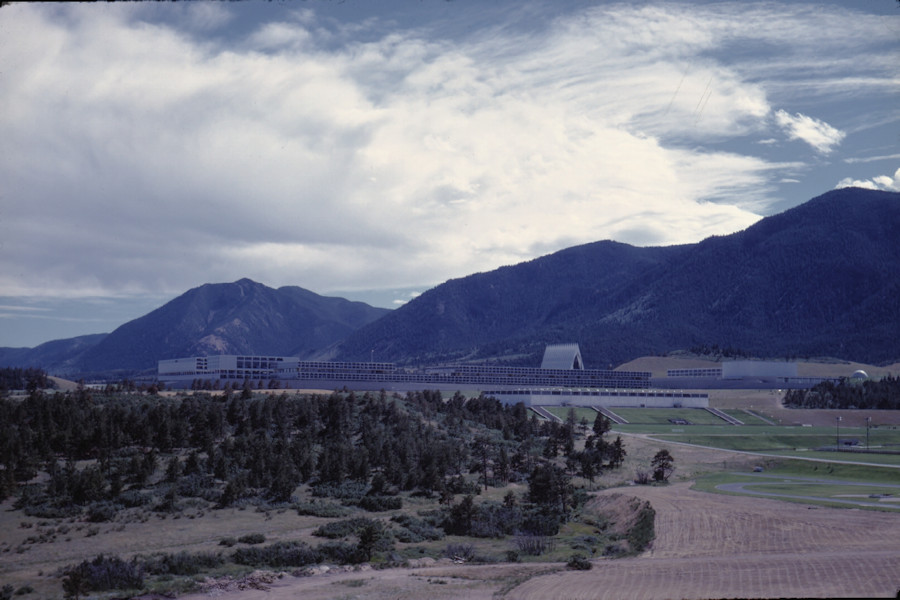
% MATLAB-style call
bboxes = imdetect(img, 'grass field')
[751,448,900,466]
[693,469,900,511]
[542,406,599,424]
[721,408,773,425]
[609,407,728,425]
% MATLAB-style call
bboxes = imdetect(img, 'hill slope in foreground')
[174,460,900,600]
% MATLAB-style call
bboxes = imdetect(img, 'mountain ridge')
[335,187,900,367]
[3,187,898,375]
[1,280,390,374]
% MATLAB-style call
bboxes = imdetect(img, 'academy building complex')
[157,344,685,405]
[158,344,839,409]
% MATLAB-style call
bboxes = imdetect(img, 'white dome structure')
[850,369,868,380]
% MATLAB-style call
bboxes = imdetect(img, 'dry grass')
[511,482,900,599]
[0,501,341,598]
[707,389,900,427]
[171,477,900,600]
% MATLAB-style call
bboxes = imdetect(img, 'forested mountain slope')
[2,280,390,374]
[337,188,900,367]
[74,279,390,372]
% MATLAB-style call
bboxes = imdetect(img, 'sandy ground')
[180,480,900,600]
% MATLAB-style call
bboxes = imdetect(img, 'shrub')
[313,517,379,539]
[390,515,444,542]
[177,474,216,498]
[311,481,368,501]
[566,553,592,570]
[237,533,266,545]
[634,470,651,485]
[62,554,144,597]
[357,495,402,512]
[232,541,321,568]
[118,490,151,508]
[444,543,475,562]
[514,534,554,556]
[317,541,360,564]
[445,475,481,495]
[141,551,224,576]
[85,501,122,523]
[626,500,655,554]
[219,537,237,547]
[22,503,79,519]
[520,508,560,537]
[295,501,352,518]
[570,535,600,555]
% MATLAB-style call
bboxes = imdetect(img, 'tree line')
[783,376,900,410]
[0,387,628,524]
[0,367,52,395]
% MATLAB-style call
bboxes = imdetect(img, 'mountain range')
[2,187,898,375]
[334,187,900,367]
[0,280,390,376]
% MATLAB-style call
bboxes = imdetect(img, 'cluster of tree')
[635,450,675,485]
[0,386,643,598]
[687,344,751,359]
[783,376,900,410]
[0,387,627,526]
[0,367,51,395]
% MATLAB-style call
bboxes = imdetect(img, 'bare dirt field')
[179,479,900,600]
[510,481,900,599]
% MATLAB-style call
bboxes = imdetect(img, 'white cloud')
[836,167,900,192]
[392,292,421,307]
[0,1,895,306]
[844,153,900,165]
[185,2,233,32]
[774,110,846,154]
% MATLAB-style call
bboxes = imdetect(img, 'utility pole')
[835,416,842,450]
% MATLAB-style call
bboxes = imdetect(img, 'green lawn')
[609,407,729,425]
[543,406,601,425]
[741,482,899,497]
[752,449,900,466]
[693,463,900,510]
[758,458,900,482]
[721,409,772,425]
[652,431,842,452]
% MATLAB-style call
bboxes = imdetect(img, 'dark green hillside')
[338,188,900,367]
[75,279,390,372]
[0,334,108,372]
[342,241,687,366]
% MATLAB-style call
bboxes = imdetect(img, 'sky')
[1,0,898,348]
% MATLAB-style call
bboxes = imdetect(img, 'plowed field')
[510,481,900,599]
[182,481,900,599]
